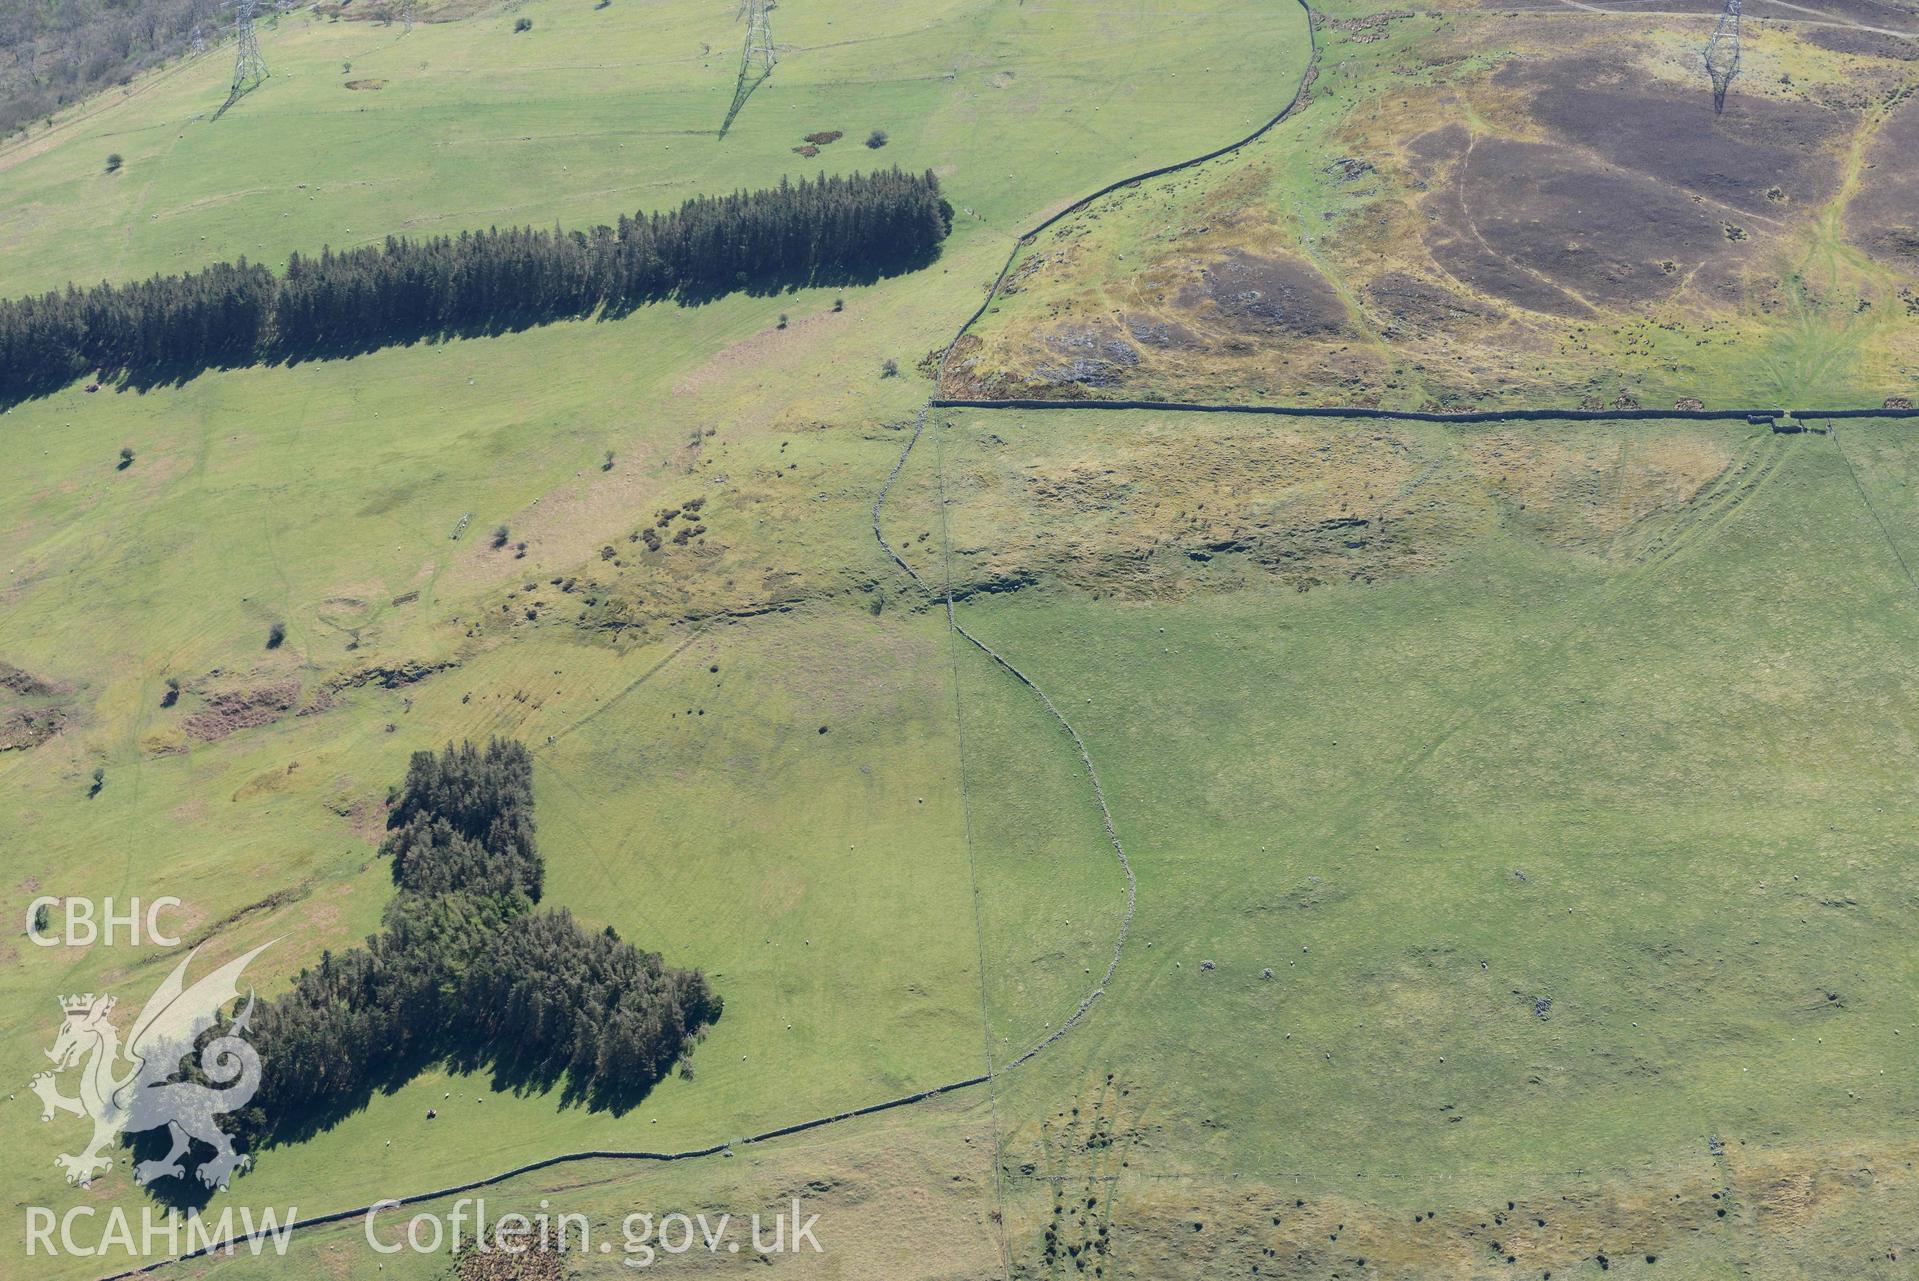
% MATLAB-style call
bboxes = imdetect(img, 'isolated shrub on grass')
[865,129,888,149]
[266,621,286,649]
[105,153,123,173]
[602,449,615,471]
[160,677,181,708]
[881,357,899,378]
[514,17,532,32]
[88,767,104,797]
[492,524,510,548]
[777,313,788,329]
[117,446,134,469]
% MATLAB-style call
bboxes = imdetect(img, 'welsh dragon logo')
[29,942,273,1189]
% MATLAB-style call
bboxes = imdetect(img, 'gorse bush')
[0,169,953,403]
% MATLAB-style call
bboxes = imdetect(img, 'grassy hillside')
[4,0,1917,1277]
[0,0,1314,1274]
[922,410,1919,1177]
[946,8,1919,410]
[0,0,1303,295]
[893,408,1919,1277]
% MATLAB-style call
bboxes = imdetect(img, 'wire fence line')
[873,407,1137,1069]
[950,620,1136,1071]
[927,415,1018,1277]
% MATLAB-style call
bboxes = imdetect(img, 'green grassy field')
[4,0,1918,1276]
[924,410,1919,1175]
[0,0,1316,1274]
[0,0,1304,294]
[908,409,1919,1277]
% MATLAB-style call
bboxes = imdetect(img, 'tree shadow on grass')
[0,246,947,412]
[129,1019,704,1214]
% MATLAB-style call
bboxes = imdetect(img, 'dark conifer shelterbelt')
[0,168,952,403]
[228,740,720,1156]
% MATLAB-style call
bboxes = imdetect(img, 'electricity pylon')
[1704,0,1741,115]
[719,0,775,138]
[215,0,269,119]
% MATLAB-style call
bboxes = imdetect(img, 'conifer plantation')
[232,740,720,1152]
[0,168,951,402]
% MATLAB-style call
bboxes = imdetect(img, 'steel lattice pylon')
[215,0,269,119]
[720,0,776,138]
[1704,0,1741,115]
